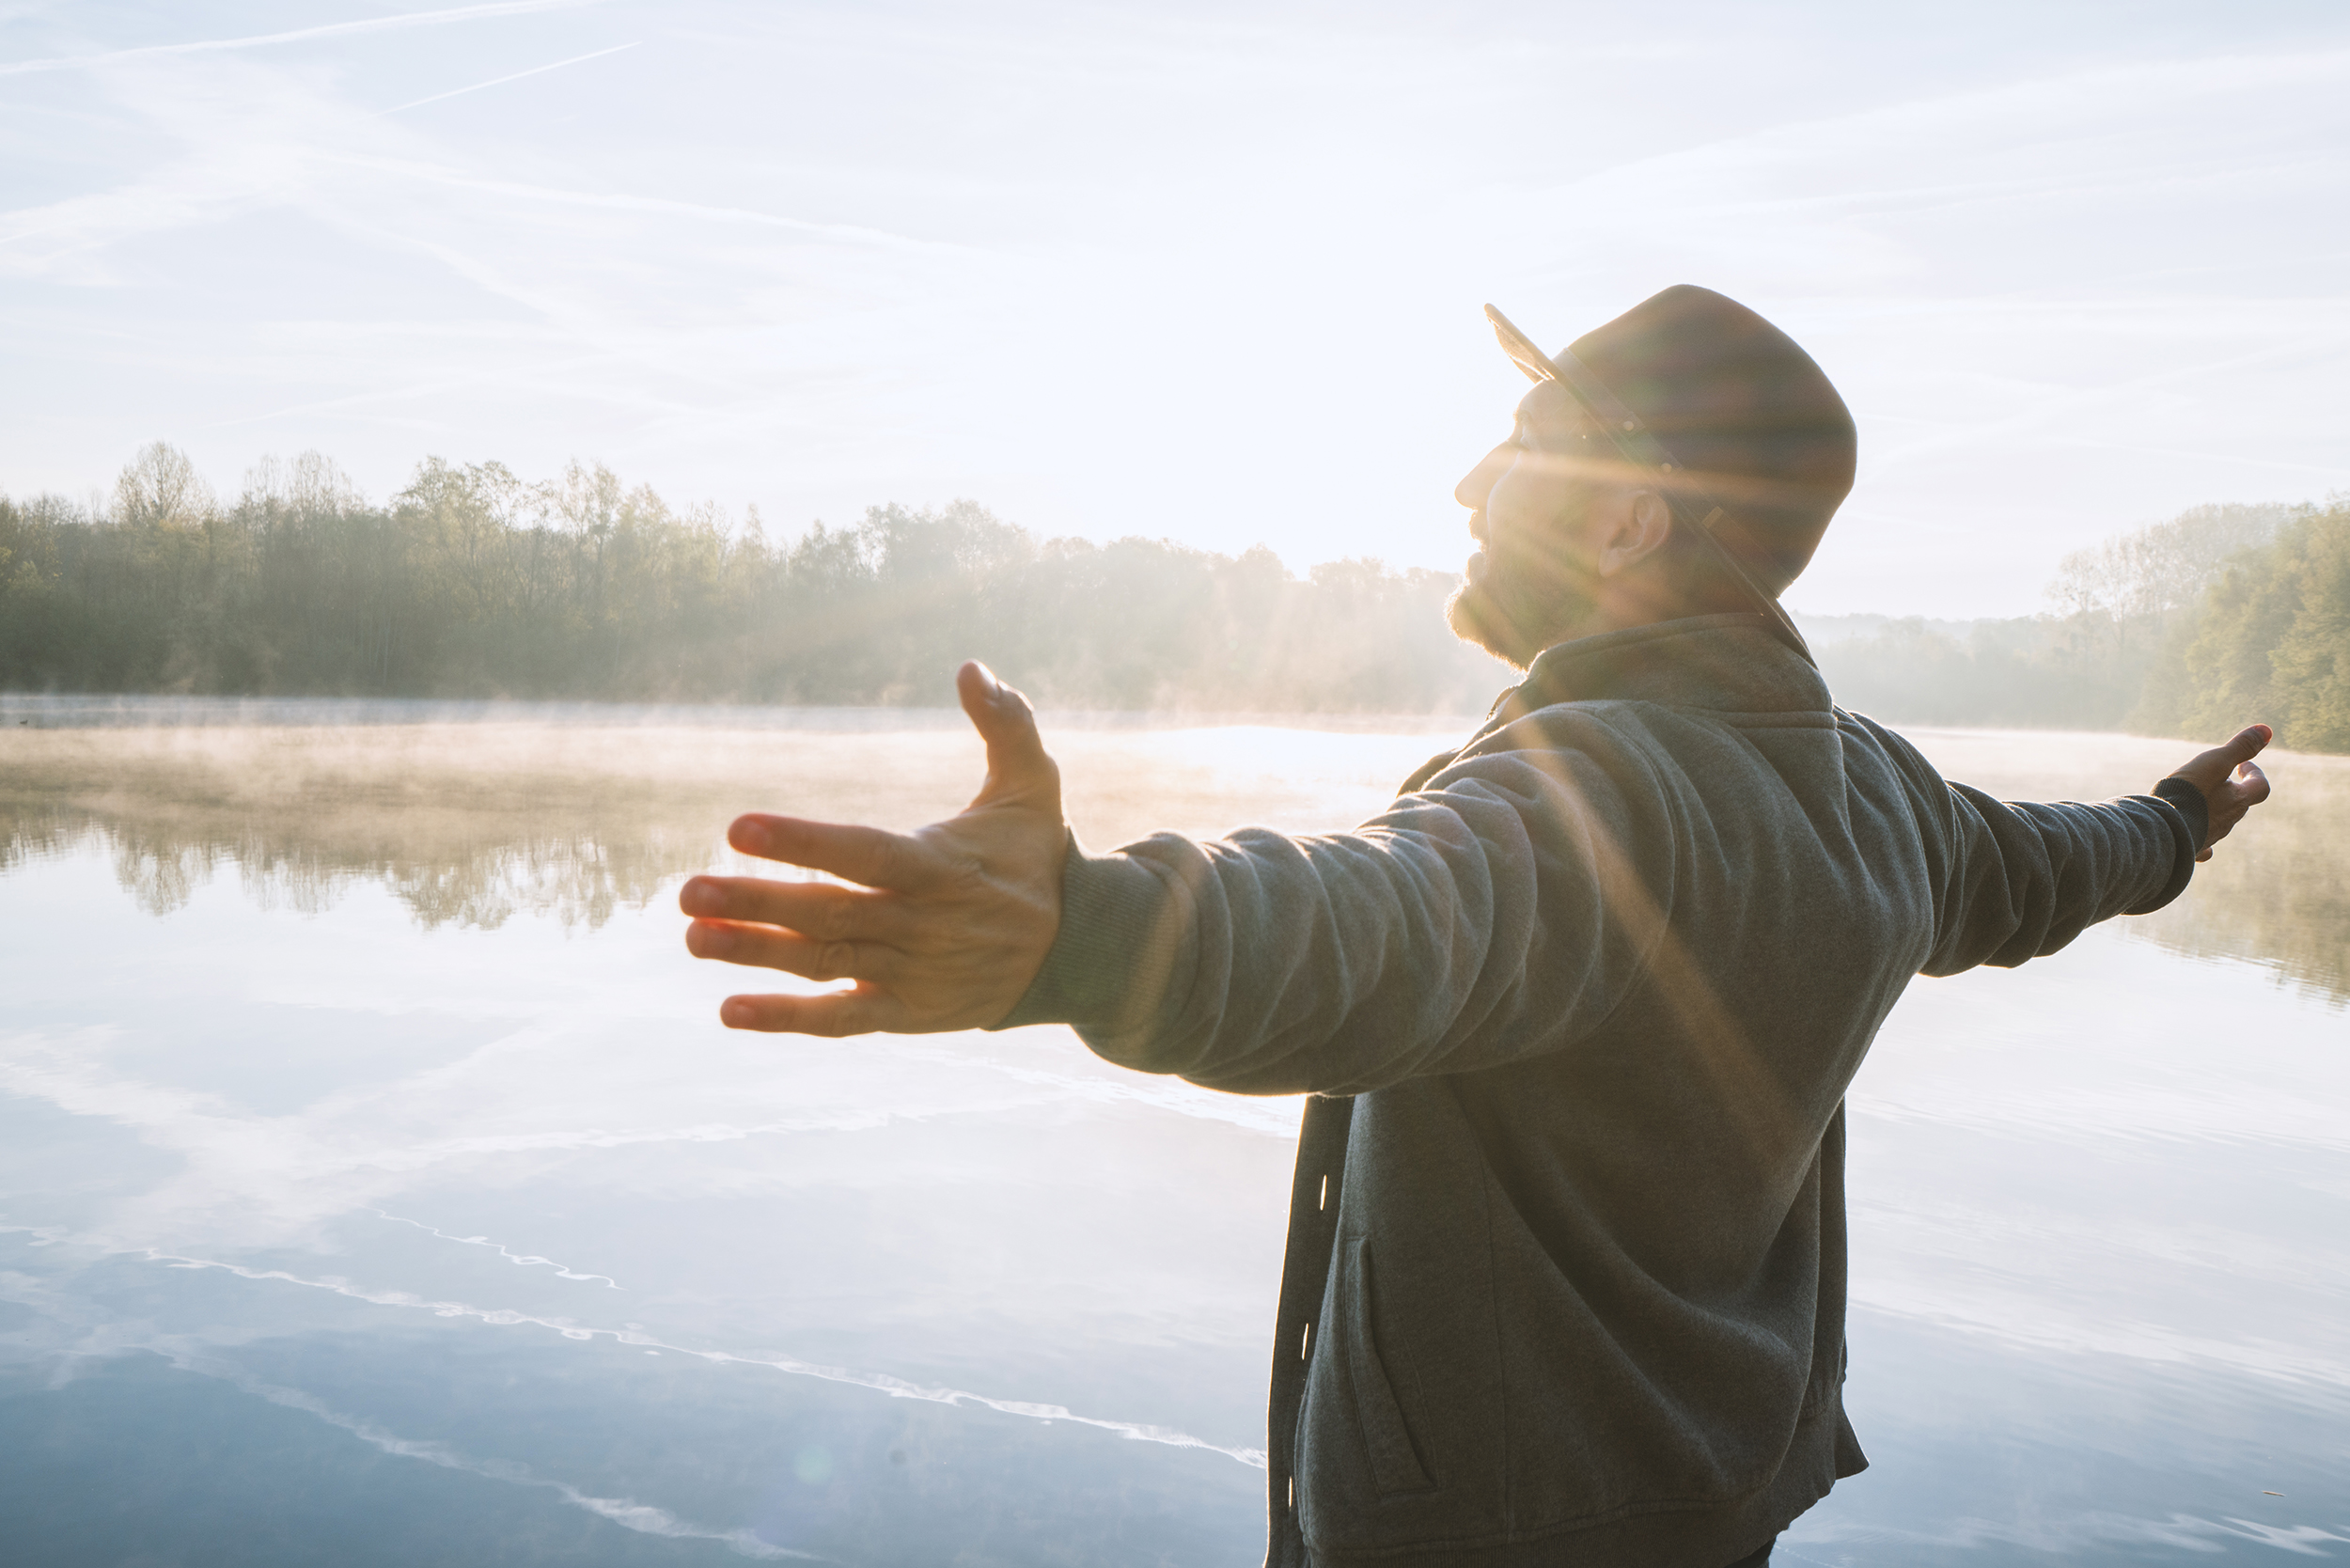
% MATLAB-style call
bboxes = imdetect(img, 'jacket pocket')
[1342,1237,1434,1495]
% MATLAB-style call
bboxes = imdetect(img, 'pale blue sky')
[3,0,2345,616]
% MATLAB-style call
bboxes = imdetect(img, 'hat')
[1488,286,1856,600]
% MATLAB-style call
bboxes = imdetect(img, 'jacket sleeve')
[994,731,1667,1097]
[1864,721,2201,976]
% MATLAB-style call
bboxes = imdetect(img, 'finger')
[679,875,913,943]
[956,661,1058,804]
[728,814,941,891]
[720,984,911,1037]
[686,918,901,984]
[2201,760,2273,855]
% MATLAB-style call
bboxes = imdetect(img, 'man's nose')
[1455,445,1507,511]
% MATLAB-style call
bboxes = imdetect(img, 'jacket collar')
[1488,613,1830,729]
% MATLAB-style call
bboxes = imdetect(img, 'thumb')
[2175,722,2273,791]
[955,661,1058,804]
[2219,724,2274,768]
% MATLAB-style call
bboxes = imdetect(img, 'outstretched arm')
[1900,719,2277,977]
[680,662,1068,1035]
[683,666,1655,1095]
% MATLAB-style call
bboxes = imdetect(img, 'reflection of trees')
[1,717,1451,933]
[0,717,1293,933]
[6,798,722,931]
[9,722,2340,1005]
[2130,755,2349,1008]
[0,726,900,931]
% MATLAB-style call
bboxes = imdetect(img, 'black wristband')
[2152,776,2210,852]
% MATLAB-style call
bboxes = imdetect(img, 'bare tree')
[113,442,215,532]
[242,450,362,522]
[2050,502,2295,622]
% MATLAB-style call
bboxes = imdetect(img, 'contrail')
[382,40,638,115]
[326,154,974,253]
[133,1341,819,1560]
[0,0,606,78]
[370,1208,623,1287]
[134,1243,1272,1468]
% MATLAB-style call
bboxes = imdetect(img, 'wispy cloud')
[324,154,976,254]
[0,1008,1292,1255]
[18,1231,1271,1468]
[381,41,639,116]
[53,1329,814,1560]
[4,2,2344,611]
[1507,45,2350,291]
[1794,1502,2350,1560]
[0,0,609,78]
[896,1041,1303,1137]
[370,1209,622,1286]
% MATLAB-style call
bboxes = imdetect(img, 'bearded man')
[680,286,2272,1568]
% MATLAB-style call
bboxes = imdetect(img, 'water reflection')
[8,713,2342,1000]
[0,704,1470,1565]
[1,715,956,928]
[1,707,2343,1565]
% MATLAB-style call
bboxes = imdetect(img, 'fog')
[7,703,2341,1006]
[0,700,1463,929]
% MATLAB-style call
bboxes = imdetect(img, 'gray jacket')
[1002,615,2198,1568]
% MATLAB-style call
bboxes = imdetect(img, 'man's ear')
[1594,490,1675,579]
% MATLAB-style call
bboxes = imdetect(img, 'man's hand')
[680,662,1069,1035]
[2168,724,2274,863]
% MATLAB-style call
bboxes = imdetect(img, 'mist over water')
[1,705,2343,1564]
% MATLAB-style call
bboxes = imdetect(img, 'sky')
[2,0,2345,618]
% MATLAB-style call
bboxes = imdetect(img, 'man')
[680,287,2272,1567]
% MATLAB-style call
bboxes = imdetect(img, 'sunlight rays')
[1,2,2344,615]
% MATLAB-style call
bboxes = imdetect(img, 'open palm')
[680,663,1069,1034]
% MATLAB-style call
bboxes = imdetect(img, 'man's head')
[1448,286,1856,668]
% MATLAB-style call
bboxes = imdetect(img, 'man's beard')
[1447,554,1592,670]
[1445,577,1532,667]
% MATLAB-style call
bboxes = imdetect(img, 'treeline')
[2138,502,2350,751]
[0,444,1507,713]
[4,444,2343,745]
[1807,611,2155,732]
[1808,498,2350,750]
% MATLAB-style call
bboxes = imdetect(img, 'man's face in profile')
[1448,381,1622,668]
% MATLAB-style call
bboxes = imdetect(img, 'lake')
[2,698,2344,1566]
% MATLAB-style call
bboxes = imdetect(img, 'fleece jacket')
[997,613,2200,1568]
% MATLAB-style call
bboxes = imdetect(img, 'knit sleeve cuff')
[990,833,1190,1037]
[2125,781,2203,916]
[2151,776,2209,852]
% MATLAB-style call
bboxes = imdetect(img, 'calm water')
[1,703,2343,1566]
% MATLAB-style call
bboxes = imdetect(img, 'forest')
[0,443,2343,747]
[1808,497,2349,752]
[0,444,1506,713]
